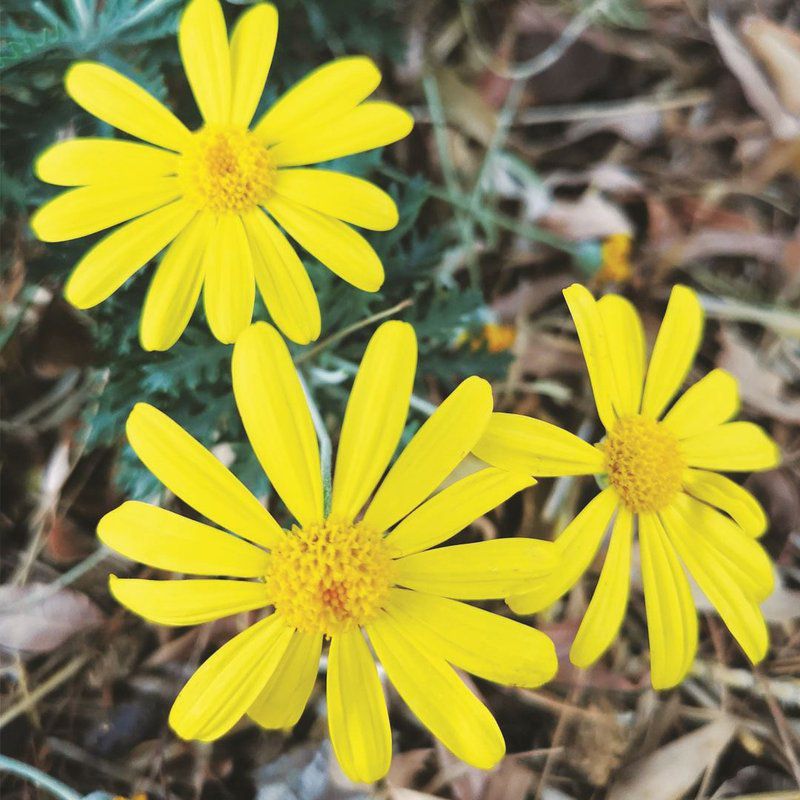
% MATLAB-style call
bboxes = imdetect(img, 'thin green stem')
[381,165,577,255]
[294,299,413,365]
[467,77,526,222]
[0,756,82,800]
[422,72,482,287]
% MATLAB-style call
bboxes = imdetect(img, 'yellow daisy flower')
[473,283,781,690]
[98,320,558,781]
[30,0,413,350]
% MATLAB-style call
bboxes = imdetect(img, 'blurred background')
[1,0,798,798]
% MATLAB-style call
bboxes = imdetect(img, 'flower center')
[267,519,393,637]
[602,415,683,512]
[179,126,275,214]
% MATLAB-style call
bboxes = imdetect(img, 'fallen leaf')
[391,789,443,800]
[436,68,497,148]
[741,16,800,115]
[709,4,800,140]
[539,193,633,240]
[607,717,738,800]
[0,583,104,656]
[717,327,800,424]
[568,110,663,146]
[483,758,535,800]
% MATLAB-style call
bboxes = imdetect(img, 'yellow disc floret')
[603,415,683,512]
[179,126,275,214]
[267,519,393,637]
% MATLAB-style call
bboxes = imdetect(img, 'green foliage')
[4,0,510,507]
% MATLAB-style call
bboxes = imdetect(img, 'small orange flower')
[597,234,633,284]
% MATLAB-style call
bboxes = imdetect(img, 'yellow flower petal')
[242,209,320,345]
[64,200,195,309]
[35,138,178,186]
[229,3,278,128]
[570,507,633,668]
[98,501,270,577]
[232,322,324,526]
[202,214,255,344]
[638,512,698,690]
[662,369,739,439]
[140,212,210,351]
[65,62,191,152]
[683,469,767,537]
[254,56,380,145]
[667,493,773,602]
[661,503,769,665]
[507,488,618,615]
[597,294,646,416]
[331,321,417,521]
[265,195,384,291]
[641,285,704,419]
[170,614,293,741]
[363,376,493,534]
[562,284,617,430]
[126,403,284,549]
[472,412,604,478]
[394,538,558,600]
[179,0,231,124]
[273,169,398,231]
[385,588,557,687]
[248,630,322,729]
[31,179,181,242]
[269,102,413,167]
[327,629,391,783]
[109,575,270,625]
[386,467,534,558]
[680,421,780,472]
[367,613,505,770]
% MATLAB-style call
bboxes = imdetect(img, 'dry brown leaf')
[0,583,104,656]
[741,16,800,115]
[607,717,738,800]
[539,193,633,240]
[436,68,497,148]
[709,5,800,141]
[568,110,662,146]
[482,758,535,800]
[674,230,788,267]
[717,327,800,424]
[391,789,443,800]
[388,748,434,791]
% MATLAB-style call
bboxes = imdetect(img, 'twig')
[0,653,90,731]
[294,299,414,365]
[534,677,586,800]
[690,661,800,708]
[757,671,800,788]
[466,77,527,234]
[695,292,800,338]
[422,72,481,286]
[4,546,110,614]
[0,756,82,800]
[515,89,713,125]
[460,0,610,80]
[380,164,577,254]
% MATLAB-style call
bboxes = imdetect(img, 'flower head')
[597,233,633,284]
[31,0,413,350]
[473,283,780,689]
[99,320,558,781]
[478,322,517,353]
